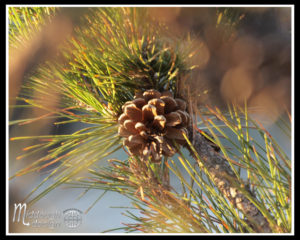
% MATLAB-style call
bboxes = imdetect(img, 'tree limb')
[188,126,273,233]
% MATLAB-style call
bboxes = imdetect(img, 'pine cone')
[118,89,190,163]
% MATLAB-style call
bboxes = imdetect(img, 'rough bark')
[188,126,272,233]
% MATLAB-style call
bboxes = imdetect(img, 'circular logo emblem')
[63,208,82,229]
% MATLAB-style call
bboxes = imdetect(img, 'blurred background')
[8,6,292,233]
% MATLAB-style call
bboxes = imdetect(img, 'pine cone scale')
[160,96,178,113]
[118,126,132,137]
[165,127,186,140]
[165,112,182,127]
[175,98,187,111]
[143,89,161,102]
[124,104,142,121]
[135,122,148,132]
[148,98,165,115]
[118,113,129,125]
[152,115,166,131]
[132,98,146,109]
[124,120,138,134]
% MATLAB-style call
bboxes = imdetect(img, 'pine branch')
[188,127,273,232]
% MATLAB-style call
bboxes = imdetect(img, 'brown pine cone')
[118,89,190,163]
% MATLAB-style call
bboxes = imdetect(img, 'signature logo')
[12,203,30,226]
[12,203,83,230]
[63,208,82,229]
